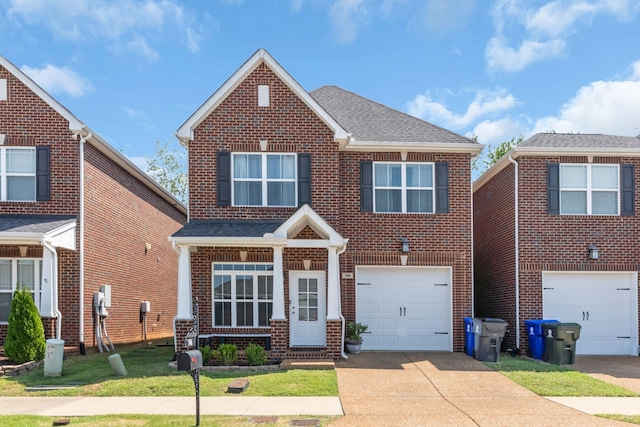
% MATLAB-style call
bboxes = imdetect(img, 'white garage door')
[542,272,638,355]
[356,267,452,351]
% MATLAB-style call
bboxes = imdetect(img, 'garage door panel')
[543,272,638,356]
[357,267,451,351]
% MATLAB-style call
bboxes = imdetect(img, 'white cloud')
[328,0,369,43]
[469,118,523,145]
[7,0,203,58]
[532,80,640,135]
[186,28,201,53]
[413,0,475,34]
[127,155,149,172]
[125,37,159,61]
[406,88,519,129]
[21,64,94,98]
[487,0,640,73]
[123,106,147,120]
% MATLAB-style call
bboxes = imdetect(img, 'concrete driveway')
[329,352,631,427]
[572,355,640,393]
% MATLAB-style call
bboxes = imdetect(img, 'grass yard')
[0,340,338,397]
[484,355,639,397]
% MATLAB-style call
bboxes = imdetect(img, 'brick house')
[0,55,187,354]
[474,133,640,356]
[170,49,481,360]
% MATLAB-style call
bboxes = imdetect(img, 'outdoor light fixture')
[588,244,599,260]
[401,237,409,253]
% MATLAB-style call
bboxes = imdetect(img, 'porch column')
[40,245,55,317]
[272,246,286,320]
[176,245,192,319]
[327,246,340,320]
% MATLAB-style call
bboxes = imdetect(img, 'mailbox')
[177,350,203,372]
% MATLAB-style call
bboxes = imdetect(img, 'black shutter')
[360,160,373,212]
[435,161,449,213]
[298,154,311,206]
[547,163,560,214]
[217,151,231,206]
[36,146,50,201]
[621,164,634,216]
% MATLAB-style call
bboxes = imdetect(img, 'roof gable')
[176,49,348,143]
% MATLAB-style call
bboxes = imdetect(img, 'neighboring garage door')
[356,266,452,351]
[542,272,639,355]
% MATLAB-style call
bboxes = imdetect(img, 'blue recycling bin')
[463,317,474,356]
[524,319,558,359]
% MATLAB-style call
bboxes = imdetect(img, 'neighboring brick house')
[0,55,187,354]
[171,49,481,360]
[474,133,640,356]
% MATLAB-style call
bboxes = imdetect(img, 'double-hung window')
[374,162,434,213]
[233,153,296,206]
[212,263,273,327]
[560,164,619,215]
[0,258,42,323]
[1,147,36,201]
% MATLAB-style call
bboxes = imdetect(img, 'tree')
[473,135,524,176]
[144,140,188,204]
[4,288,46,363]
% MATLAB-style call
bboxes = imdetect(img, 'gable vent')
[0,79,6,101]
[258,84,269,107]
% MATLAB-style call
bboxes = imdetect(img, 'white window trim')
[373,161,435,213]
[212,263,274,328]
[0,146,36,202]
[560,164,620,215]
[0,258,42,324]
[231,153,297,207]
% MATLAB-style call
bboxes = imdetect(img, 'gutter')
[41,238,62,340]
[508,155,520,349]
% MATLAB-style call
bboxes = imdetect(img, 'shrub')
[213,343,237,366]
[245,343,267,366]
[199,345,214,364]
[4,288,46,363]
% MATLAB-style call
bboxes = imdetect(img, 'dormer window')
[258,85,269,107]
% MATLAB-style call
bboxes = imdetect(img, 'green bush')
[245,343,267,366]
[199,344,214,364]
[4,288,46,363]
[213,343,237,366]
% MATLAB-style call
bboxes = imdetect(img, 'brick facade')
[474,154,640,354]
[178,60,475,358]
[0,61,186,350]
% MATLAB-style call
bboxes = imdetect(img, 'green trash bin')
[542,322,581,365]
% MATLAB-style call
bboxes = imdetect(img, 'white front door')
[356,267,452,351]
[542,271,638,355]
[289,271,326,347]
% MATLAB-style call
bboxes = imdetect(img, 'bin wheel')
[542,352,549,363]
[526,348,532,358]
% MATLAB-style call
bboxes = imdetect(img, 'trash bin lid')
[46,339,65,345]
[482,318,507,323]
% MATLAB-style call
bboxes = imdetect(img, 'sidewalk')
[0,396,344,416]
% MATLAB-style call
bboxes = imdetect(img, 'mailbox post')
[178,297,201,426]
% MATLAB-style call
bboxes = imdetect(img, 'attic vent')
[0,79,6,101]
[258,85,269,107]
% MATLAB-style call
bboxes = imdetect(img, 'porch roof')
[0,214,77,249]
[172,219,285,238]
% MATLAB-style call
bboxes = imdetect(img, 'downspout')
[337,244,348,360]
[508,155,520,349]
[78,133,90,355]
[42,239,61,339]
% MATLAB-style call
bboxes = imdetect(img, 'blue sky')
[2,0,640,175]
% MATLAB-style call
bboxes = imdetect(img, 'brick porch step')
[280,359,335,370]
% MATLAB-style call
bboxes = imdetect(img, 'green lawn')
[484,355,639,397]
[0,340,338,397]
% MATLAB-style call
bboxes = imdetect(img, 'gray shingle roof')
[522,133,640,149]
[310,86,476,144]
[0,215,76,234]
[172,219,285,238]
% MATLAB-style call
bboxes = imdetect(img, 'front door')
[289,271,326,347]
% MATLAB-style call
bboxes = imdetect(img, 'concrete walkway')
[0,352,638,426]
